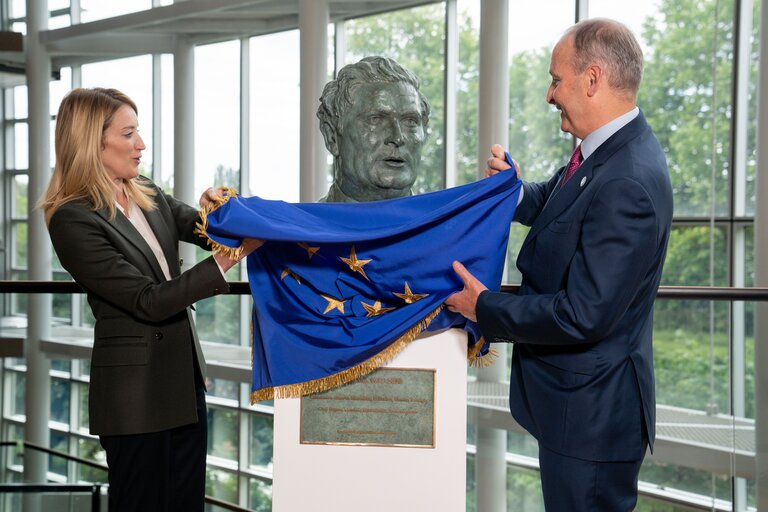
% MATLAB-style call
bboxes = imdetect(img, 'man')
[316,56,430,202]
[446,19,673,511]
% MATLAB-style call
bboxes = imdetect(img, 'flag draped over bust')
[197,170,522,403]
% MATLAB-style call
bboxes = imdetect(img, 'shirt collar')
[580,106,639,160]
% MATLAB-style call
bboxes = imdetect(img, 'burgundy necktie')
[560,145,583,187]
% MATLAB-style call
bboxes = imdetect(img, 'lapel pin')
[580,176,587,187]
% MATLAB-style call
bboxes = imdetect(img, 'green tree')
[214,164,240,189]
[507,49,573,182]
[639,0,746,217]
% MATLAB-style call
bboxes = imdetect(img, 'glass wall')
[0,0,763,510]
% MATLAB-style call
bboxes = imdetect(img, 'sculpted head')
[317,56,430,202]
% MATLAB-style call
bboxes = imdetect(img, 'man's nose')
[546,86,556,105]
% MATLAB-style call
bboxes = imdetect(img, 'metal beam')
[39,0,272,43]
[45,33,176,56]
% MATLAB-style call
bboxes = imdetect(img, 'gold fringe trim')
[250,304,445,404]
[468,336,499,368]
[193,187,244,260]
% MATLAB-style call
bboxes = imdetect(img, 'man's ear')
[586,64,602,97]
[319,121,339,156]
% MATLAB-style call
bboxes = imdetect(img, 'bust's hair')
[565,18,644,98]
[316,56,430,139]
[41,87,156,223]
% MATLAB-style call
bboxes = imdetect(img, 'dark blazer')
[48,177,229,436]
[476,111,673,462]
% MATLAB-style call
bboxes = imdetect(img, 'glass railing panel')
[249,477,272,511]
[0,441,108,511]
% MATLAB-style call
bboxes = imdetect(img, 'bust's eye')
[402,116,420,128]
[368,115,383,125]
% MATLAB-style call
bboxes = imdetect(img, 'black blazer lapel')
[95,207,168,282]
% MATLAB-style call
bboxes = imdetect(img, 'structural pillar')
[298,0,329,202]
[24,0,52,502]
[174,36,196,271]
[476,1,509,511]
[732,0,753,508]
[754,1,768,508]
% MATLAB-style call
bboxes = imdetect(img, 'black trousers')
[99,385,208,512]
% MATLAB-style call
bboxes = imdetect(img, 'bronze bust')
[317,56,431,202]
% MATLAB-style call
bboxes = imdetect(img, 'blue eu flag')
[198,170,521,403]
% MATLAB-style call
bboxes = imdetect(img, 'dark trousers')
[538,442,645,512]
[100,385,208,512]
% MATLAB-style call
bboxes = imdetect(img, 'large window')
[0,0,764,510]
[249,30,301,202]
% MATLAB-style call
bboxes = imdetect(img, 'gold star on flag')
[393,282,429,304]
[361,300,396,317]
[340,246,372,280]
[320,294,347,314]
[298,242,320,259]
[280,268,301,284]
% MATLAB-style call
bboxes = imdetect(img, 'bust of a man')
[316,56,430,202]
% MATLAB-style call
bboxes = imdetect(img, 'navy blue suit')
[476,112,673,510]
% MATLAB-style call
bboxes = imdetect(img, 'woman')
[41,87,258,511]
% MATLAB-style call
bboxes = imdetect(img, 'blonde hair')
[41,87,156,224]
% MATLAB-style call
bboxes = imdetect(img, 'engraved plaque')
[300,367,435,447]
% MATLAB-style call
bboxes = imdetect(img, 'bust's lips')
[381,157,406,168]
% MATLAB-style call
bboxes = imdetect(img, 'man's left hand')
[445,261,488,323]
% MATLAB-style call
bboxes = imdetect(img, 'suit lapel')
[95,206,169,282]
[522,159,596,246]
[520,111,650,251]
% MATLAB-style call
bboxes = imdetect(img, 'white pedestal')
[272,328,467,512]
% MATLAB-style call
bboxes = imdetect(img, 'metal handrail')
[3,280,768,301]
[0,441,108,471]
[0,441,253,512]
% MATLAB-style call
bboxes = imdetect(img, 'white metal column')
[476,1,510,511]
[444,0,458,190]
[174,35,196,271]
[25,0,52,500]
[754,1,768,508]
[237,40,253,509]
[732,0,753,508]
[298,0,329,202]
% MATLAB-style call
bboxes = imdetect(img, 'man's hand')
[485,144,520,178]
[444,261,488,323]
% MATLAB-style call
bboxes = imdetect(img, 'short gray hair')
[565,18,644,97]
[316,56,430,137]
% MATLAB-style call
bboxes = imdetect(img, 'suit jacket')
[48,177,229,436]
[476,111,673,462]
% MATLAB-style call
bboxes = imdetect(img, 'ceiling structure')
[37,0,437,69]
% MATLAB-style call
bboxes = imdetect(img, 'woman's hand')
[199,187,230,210]
[213,238,264,273]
